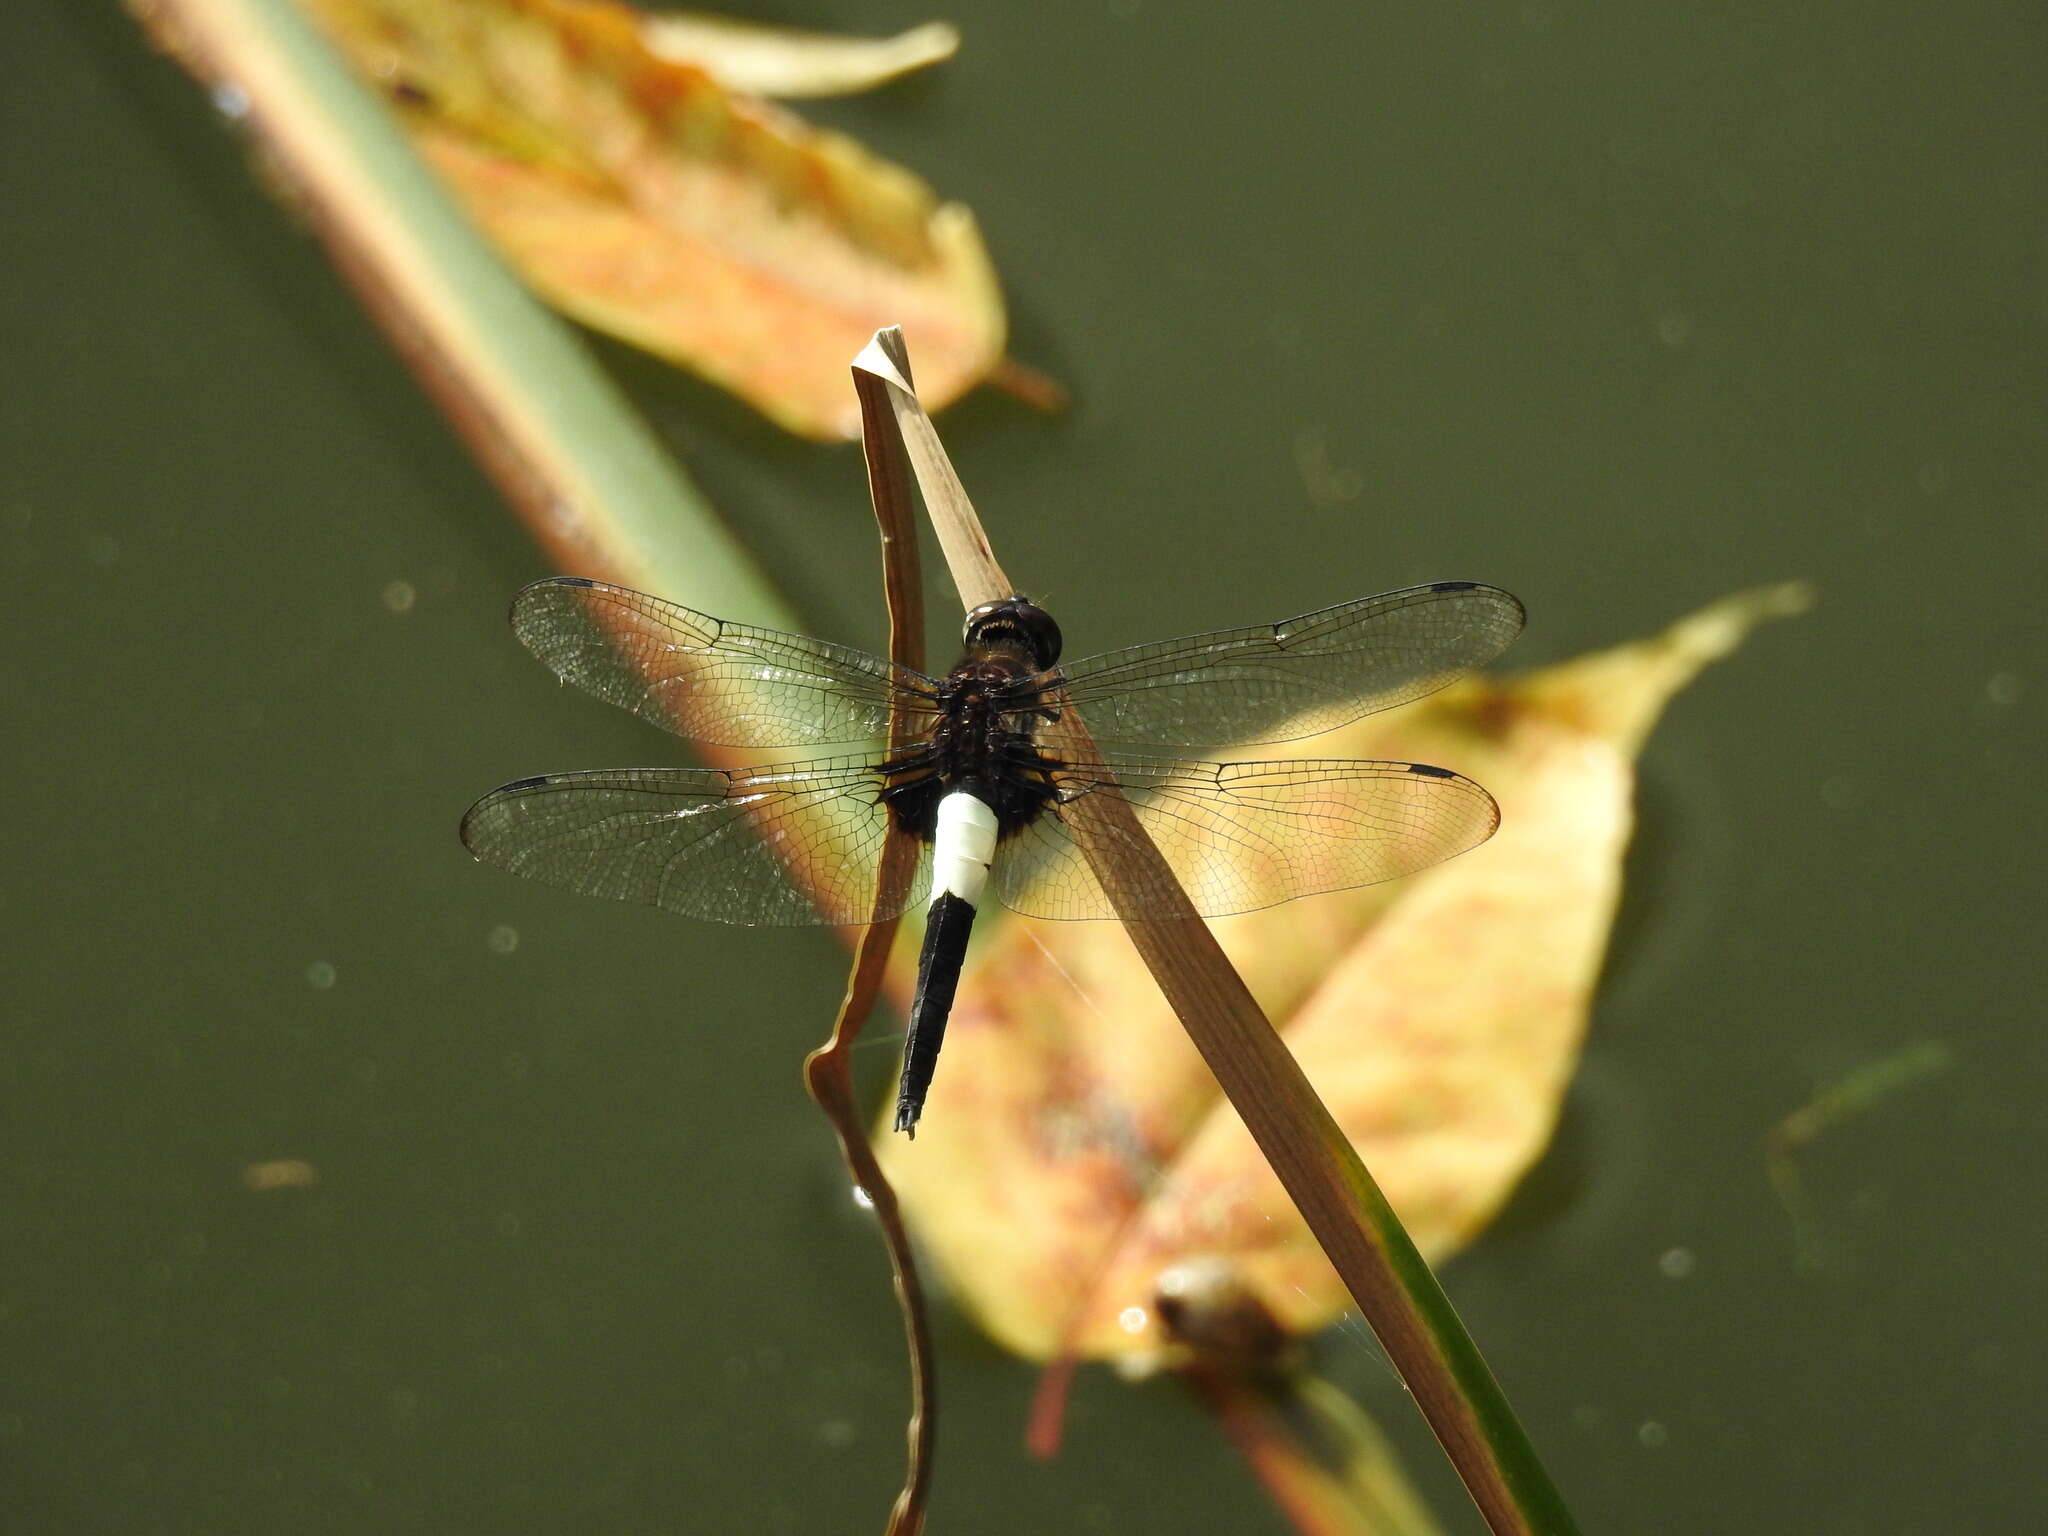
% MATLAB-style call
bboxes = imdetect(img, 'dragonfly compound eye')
[964,597,1063,667]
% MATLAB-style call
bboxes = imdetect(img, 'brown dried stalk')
[801,339,938,1536]
[851,330,1581,1536]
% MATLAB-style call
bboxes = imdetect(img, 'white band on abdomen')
[931,789,999,906]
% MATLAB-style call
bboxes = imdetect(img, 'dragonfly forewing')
[1030,582,1525,750]
[510,577,941,750]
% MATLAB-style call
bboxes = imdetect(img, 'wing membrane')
[460,756,926,926]
[993,755,1499,921]
[511,578,939,748]
[1028,583,1524,748]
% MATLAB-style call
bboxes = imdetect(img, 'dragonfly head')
[964,596,1062,668]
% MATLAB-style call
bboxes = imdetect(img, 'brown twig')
[854,331,1011,607]
[800,340,937,1536]
[852,332,1580,1536]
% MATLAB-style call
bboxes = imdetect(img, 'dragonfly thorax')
[879,652,1061,842]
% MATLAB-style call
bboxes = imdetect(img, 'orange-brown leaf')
[299,0,1004,439]
[879,585,1810,1359]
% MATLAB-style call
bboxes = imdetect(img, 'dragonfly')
[461,577,1524,1134]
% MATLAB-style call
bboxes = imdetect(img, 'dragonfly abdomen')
[896,787,1001,1135]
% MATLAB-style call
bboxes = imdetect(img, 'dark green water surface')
[5,3,2044,1532]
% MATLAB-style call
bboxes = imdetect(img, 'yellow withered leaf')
[879,585,1810,1360]
[299,0,1004,439]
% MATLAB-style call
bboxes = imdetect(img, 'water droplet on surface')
[1985,672,2023,706]
[1117,1306,1148,1334]
[1637,1420,1669,1449]
[305,961,338,990]
[486,924,519,954]
[381,579,417,613]
[1658,1246,1697,1279]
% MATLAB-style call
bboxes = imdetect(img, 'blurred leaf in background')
[882,584,1811,1361]
[641,9,960,98]
[299,0,1005,438]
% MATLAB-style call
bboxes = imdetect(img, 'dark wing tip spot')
[500,775,552,793]
[553,576,597,589]
[1406,762,1457,778]
[1431,580,1478,592]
